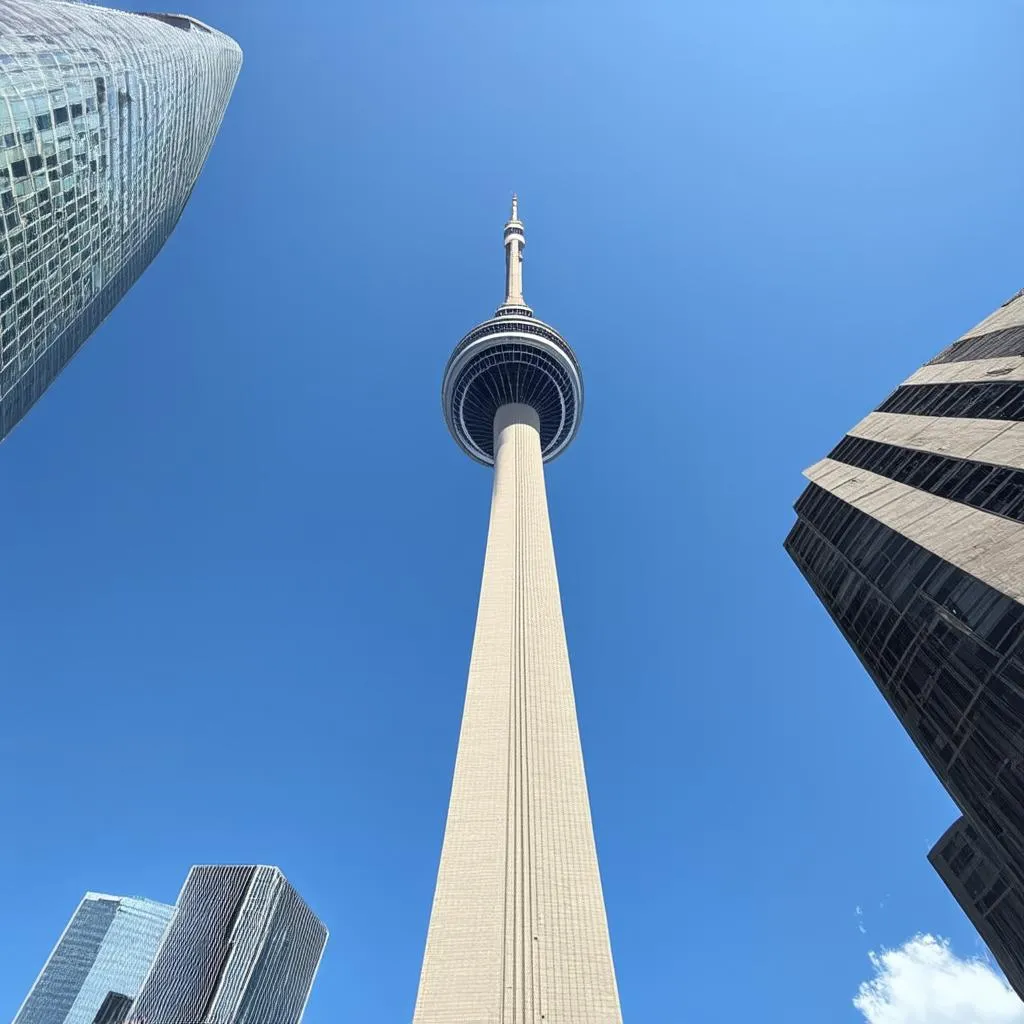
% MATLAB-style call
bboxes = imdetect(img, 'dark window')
[35,113,52,131]
[28,154,42,172]
[137,12,194,30]
[10,160,26,178]
[878,382,1024,421]
[829,435,1024,526]
[91,990,132,1024]
[53,106,68,125]
[929,325,1024,365]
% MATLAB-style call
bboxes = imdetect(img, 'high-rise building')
[12,891,174,1024]
[0,1,241,440]
[929,816,1024,995]
[127,865,327,1024]
[785,289,1024,998]
[413,198,622,1023]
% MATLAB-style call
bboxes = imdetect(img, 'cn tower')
[413,198,623,1023]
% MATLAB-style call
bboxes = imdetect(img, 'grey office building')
[127,865,327,1024]
[12,892,174,1024]
[0,1,241,439]
[785,289,1024,998]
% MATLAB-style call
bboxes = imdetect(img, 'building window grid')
[0,2,239,432]
[829,435,1024,526]
[787,486,1024,877]
[0,61,110,376]
[878,380,1024,422]
[928,324,1024,366]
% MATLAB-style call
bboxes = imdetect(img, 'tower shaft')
[503,196,527,309]
[414,403,621,1024]
[504,232,525,306]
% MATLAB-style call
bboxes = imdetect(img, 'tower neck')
[494,401,540,449]
[498,194,532,316]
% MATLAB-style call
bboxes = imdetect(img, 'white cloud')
[854,934,1024,1024]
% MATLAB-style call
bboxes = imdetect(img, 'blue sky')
[3,1,1024,1021]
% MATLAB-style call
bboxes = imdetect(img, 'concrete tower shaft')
[416,202,622,1023]
[414,404,621,1023]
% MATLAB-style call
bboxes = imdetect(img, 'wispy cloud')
[855,905,866,935]
[854,934,1024,1023]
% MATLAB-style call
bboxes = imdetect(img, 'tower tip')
[511,193,518,221]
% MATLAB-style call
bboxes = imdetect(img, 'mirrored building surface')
[127,865,327,1024]
[12,892,174,1024]
[785,289,1024,1000]
[0,1,241,439]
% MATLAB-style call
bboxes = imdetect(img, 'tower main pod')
[415,201,622,1023]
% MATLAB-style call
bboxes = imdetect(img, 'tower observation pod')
[416,199,622,1023]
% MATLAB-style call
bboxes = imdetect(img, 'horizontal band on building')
[848,413,1024,470]
[929,325,1024,366]
[789,484,1024,656]
[877,380,1024,421]
[903,357,1024,388]
[802,457,1024,604]
[828,435,1024,525]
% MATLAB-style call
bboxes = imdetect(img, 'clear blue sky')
[3,1,1024,1021]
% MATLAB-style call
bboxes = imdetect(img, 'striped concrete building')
[785,290,1024,998]
[127,866,326,1024]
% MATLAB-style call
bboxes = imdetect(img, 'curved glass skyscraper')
[0,1,241,439]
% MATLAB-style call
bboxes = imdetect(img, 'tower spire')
[501,192,529,312]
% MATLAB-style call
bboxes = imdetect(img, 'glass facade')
[12,892,175,1024]
[91,993,133,1024]
[787,486,1024,872]
[0,1,241,439]
[827,434,1024,523]
[928,323,1024,364]
[127,865,328,1024]
[877,380,1024,420]
[785,288,1024,1002]
[929,816,1024,997]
